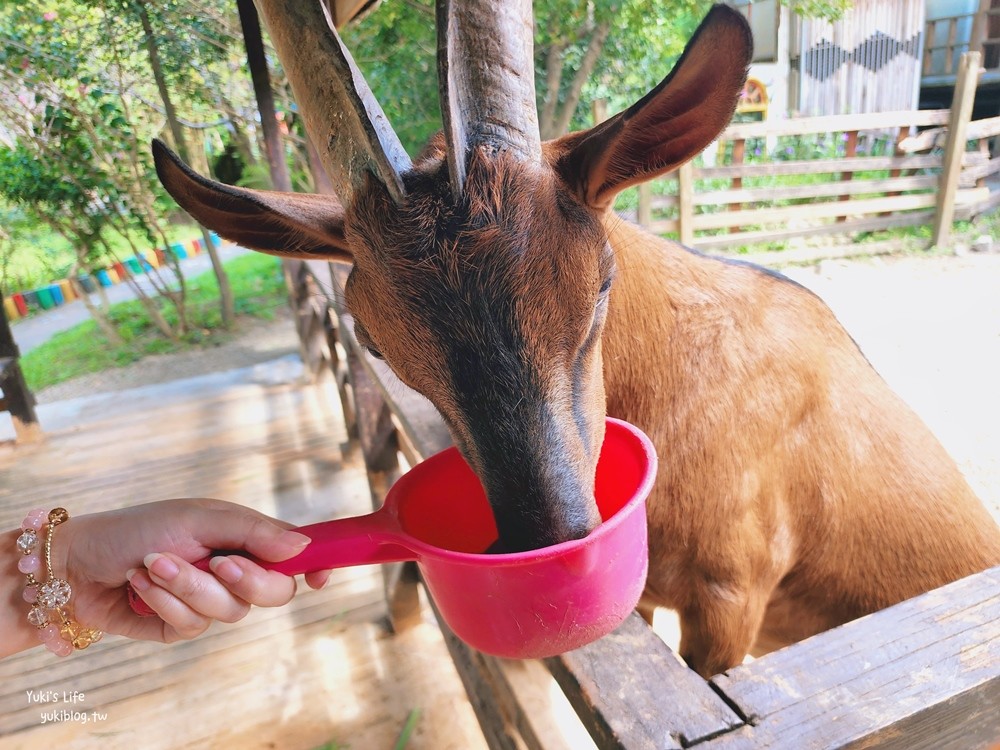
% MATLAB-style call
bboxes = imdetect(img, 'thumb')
[198,508,311,563]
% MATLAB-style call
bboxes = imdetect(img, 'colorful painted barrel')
[170,242,188,260]
[189,238,201,255]
[154,248,167,266]
[12,293,28,316]
[144,251,159,269]
[95,269,113,287]
[58,279,76,302]
[22,291,38,310]
[77,275,97,293]
[3,296,19,321]
[112,261,127,279]
[48,284,64,306]
[106,267,121,284]
[125,257,143,275]
[35,287,54,310]
[210,232,221,247]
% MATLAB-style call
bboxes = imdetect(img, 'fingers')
[125,568,215,641]
[207,555,298,607]
[131,553,252,628]
[196,509,312,564]
[304,569,332,590]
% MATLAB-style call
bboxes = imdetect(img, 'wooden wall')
[793,0,925,115]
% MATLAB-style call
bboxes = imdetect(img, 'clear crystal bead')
[16,529,37,554]
[27,606,49,628]
[37,579,72,609]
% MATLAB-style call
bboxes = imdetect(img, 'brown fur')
[154,6,1000,676]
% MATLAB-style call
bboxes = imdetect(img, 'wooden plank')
[688,174,939,207]
[645,218,680,235]
[429,596,525,750]
[694,154,944,180]
[961,156,1000,184]
[677,162,695,246]
[691,189,987,231]
[544,614,744,749]
[709,566,1000,749]
[961,115,1000,141]
[718,110,950,141]
[934,52,982,247]
[691,210,935,250]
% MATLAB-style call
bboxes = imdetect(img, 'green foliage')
[340,0,440,155]
[782,0,854,23]
[19,253,286,389]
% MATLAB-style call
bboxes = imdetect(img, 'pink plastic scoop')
[129,417,657,658]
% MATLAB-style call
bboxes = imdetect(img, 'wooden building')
[736,0,926,118]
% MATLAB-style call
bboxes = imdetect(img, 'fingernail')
[144,553,179,582]
[209,556,244,584]
[127,569,150,592]
[278,530,311,549]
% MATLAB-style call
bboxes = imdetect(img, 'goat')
[153,1,1000,677]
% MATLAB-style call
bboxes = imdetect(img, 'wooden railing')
[628,53,999,256]
[924,0,1000,78]
[283,257,1000,750]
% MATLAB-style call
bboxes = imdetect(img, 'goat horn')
[257,0,410,205]
[436,0,542,196]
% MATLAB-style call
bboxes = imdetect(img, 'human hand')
[55,499,332,643]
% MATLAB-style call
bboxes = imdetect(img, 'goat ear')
[152,139,352,262]
[553,5,751,210]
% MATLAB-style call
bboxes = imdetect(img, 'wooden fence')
[284,257,1000,750]
[628,52,1000,256]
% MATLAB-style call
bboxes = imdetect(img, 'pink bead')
[22,585,37,603]
[44,638,72,656]
[17,554,40,574]
[37,624,60,643]
[21,512,44,531]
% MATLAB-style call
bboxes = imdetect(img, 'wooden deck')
[0,358,488,749]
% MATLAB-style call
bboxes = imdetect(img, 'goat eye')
[599,276,613,296]
[365,346,385,361]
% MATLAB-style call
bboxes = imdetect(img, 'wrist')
[3,528,43,657]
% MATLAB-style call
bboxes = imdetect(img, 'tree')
[0,4,194,339]
[338,0,854,148]
[130,0,235,328]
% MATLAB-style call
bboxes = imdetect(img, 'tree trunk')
[137,0,235,328]
[305,133,337,195]
[237,0,293,192]
[552,22,611,138]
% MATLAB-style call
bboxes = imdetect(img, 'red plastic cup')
[129,417,656,658]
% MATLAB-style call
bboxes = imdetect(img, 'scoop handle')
[127,511,415,616]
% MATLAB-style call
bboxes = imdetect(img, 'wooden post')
[678,161,695,247]
[591,98,608,126]
[837,130,859,222]
[0,290,41,443]
[728,138,746,233]
[969,0,991,56]
[637,184,653,228]
[933,52,981,248]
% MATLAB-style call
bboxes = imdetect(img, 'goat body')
[605,218,1000,674]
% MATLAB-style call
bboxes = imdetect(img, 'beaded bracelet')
[16,508,102,656]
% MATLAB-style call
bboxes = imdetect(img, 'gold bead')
[47,508,69,526]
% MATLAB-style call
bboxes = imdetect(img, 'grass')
[0,217,203,292]
[19,253,288,391]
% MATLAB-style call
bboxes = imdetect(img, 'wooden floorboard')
[0,361,488,750]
